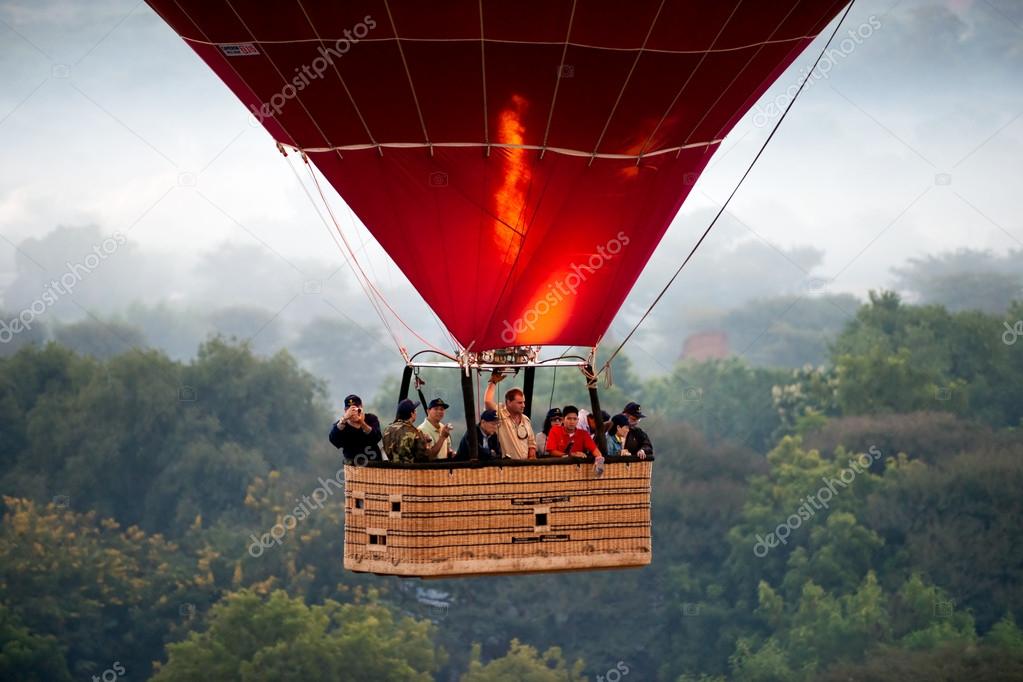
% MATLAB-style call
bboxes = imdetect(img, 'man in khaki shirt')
[418,397,455,460]
[484,371,536,460]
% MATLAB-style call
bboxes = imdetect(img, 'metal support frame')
[398,366,413,401]
[460,369,478,461]
[523,367,536,418]
[585,364,608,454]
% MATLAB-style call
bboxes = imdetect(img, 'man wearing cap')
[621,402,654,458]
[328,394,383,463]
[419,397,455,461]
[484,371,536,460]
[382,399,430,464]
[455,409,502,462]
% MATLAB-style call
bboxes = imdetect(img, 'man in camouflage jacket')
[382,399,430,464]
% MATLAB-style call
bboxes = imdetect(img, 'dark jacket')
[455,426,502,462]
[329,413,383,462]
[624,424,654,456]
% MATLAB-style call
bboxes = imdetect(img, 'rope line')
[598,0,857,376]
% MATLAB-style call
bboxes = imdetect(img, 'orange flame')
[492,95,530,262]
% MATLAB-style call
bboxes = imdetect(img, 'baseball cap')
[480,409,499,422]
[344,394,362,408]
[396,399,419,420]
[427,397,450,409]
[623,402,646,418]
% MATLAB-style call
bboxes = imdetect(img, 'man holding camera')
[328,394,383,463]
[419,397,455,460]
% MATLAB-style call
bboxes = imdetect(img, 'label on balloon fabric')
[219,43,260,57]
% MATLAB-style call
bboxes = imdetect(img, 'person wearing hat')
[484,371,537,460]
[621,402,654,458]
[546,405,606,476]
[419,397,455,460]
[455,409,502,462]
[382,399,430,464]
[536,407,563,457]
[328,394,383,463]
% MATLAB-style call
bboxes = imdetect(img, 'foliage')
[1,295,1022,680]
[0,497,214,679]
[151,589,443,682]
[647,358,789,452]
[0,603,71,682]
[461,640,585,682]
[832,291,1023,427]
[892,248,1023,313]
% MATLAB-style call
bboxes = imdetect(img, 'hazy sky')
[1,0,1020,361]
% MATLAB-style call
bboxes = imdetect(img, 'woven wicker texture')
[344,459,652,577]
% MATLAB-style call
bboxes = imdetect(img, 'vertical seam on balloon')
[539,0,578,160]
[635,1,741,164]
[474,0,489,344]
[677,0,806,154]
[479,0,489,153]
[223,0,343,161]
[295,0,380,156]
[587,0,667,166]
[383,0,432,153]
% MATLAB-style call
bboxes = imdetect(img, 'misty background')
[1,0,1021,405]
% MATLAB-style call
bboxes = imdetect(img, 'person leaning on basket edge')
[483,371,536,460]
[455,409,502,462]
[620,402,653,459]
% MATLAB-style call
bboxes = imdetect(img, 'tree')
[53,318,148,359]
[0,497,213,679]
[461,640,585,682]
[832,291,1023,427]
[892,248,1023,313]
[152,589,443,682]
[646,358,788,452]
[0,604,71,682]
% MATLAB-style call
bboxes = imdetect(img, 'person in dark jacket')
[455,409,502,462]
[329,394,383,463]
[621,402,654,458]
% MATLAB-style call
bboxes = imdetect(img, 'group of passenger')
[328,371,654,473]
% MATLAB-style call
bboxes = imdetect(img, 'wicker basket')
[344,457,652,578]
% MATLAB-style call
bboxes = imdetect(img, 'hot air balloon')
[147,0,850,577]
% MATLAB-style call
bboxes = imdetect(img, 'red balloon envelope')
[147,0,847,352]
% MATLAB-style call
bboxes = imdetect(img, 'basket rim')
[344,454,655,470]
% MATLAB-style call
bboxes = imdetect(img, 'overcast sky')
[1,0,1020,363]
